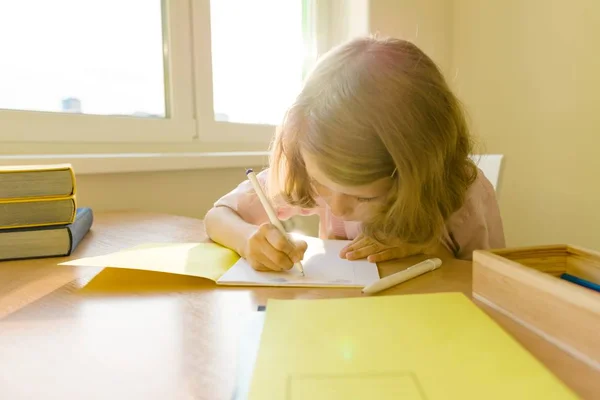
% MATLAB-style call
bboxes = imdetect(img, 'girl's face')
[302,151,393,222]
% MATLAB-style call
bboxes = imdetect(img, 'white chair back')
[470,154,504,192]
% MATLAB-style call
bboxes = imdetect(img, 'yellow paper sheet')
[60,242,240,281]
[249,293,578,400]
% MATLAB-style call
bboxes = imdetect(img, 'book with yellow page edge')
[0,207,93,261]
[242,293,578,400]
[0,163,77,229]
[59,234,380,288]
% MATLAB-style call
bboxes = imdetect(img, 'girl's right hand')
[242,223,308,272]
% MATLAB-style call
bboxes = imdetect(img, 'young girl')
[205,35,505,272]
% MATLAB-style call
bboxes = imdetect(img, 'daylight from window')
[0,0,306,126]
[0,0,166,117]
[210,0,305,125]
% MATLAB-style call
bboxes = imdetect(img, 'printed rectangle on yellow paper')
[288,372,425,400]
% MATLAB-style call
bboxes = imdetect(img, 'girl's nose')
[329,193,352,219]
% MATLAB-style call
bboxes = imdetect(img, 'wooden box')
[472,245,600,370]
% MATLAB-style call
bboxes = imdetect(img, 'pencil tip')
[245,168,253,175]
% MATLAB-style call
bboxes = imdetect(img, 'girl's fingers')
[250,235,292,271]
[248,258,271,271]
[367,249,401,263]
[290,240,308,263]
[261,244,294,271]
[346,244,380,260]
[340,235,367,258]
[262,224,296,255]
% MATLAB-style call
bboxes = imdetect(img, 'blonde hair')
[269,35,477,247]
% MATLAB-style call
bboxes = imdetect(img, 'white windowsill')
[0,151,270,174]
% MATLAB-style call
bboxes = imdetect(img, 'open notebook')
[60,234,380,288]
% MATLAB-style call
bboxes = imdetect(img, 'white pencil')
[362,258,442,295]
[245,169,305,276]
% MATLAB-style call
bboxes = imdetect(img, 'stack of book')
[0,163,93,261]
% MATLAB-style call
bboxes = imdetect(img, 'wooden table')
[0,211,597,400]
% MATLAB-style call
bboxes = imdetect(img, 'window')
[0,0,166,118]
[0,0,326,146]
[210,0,305,125]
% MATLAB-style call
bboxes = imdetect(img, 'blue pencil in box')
[560,273,600,293]
[0,207,93,262]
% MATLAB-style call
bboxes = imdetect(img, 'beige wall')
[369,0,453,76]
[74,167,260,219]
[453,0,600,249]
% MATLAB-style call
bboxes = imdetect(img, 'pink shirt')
[213,168,505,260]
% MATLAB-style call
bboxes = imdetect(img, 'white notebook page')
[217,234,380,287]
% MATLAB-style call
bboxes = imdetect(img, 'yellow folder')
[61,242,241,282]
[248,293,578,400]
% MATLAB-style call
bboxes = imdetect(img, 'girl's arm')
[205,169,308,270]
[204,205,258,257]
[205,205,307,271]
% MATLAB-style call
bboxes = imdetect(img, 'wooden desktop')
[0,211,597,399]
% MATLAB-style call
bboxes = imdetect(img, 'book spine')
[69,165,77,196]
[67,208,94,254]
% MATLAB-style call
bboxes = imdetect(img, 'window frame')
[0,0,196,144]
[0,0,357,150]
[191,0,318,146]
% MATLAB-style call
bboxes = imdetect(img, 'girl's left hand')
[339,234,423,263]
